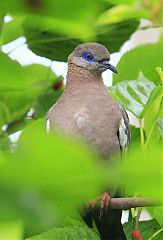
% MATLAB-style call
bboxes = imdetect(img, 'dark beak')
[99,60,118,74]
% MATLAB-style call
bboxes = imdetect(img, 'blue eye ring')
[82,52,96,62]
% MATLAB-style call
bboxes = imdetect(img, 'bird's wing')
[117,106,131,153]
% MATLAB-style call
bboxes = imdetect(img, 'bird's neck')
[66,63,103,88]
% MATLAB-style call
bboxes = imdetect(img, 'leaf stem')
[139,119,145,147]
[148,228,163,240]
[134,208,142,230]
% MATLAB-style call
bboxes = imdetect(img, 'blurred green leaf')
[108,145,162,198]
[124,219,163,240]
[0,221,23,240]
[109,72,156,118]
[113,39,163,85]
[0,0,102,41]
[0,17,24,45]
[96,3,149,25]
[0,119,104,223]
[0,186,58,238]
[24,18,139,61]
[26,224,99,240]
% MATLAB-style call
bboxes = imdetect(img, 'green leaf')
[0,221,23,240]
[124,219,163,240]
[108,144,162,198]
[149,207,163,227]
[0,0,102,41]
[0,133,11,151]
[26,224,99,240]
[62,217,83,227]
[24,18,139,61]
[130,125,140,147]
[0,60,57,127]
[0,17,24,45]
[0,51,31,127]
[96,18,139,54]
[23,64,57,87]
[144,87,163,144]
[113,39,163,85]
[0,119,104,220]
[0,51,29,92]
[34,86,63,119]
[109,72,156,118]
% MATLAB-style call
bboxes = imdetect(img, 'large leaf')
[124,219,163,240]
[109,72,156,118]
[0,119,104,231]
[0,0,101,40]
[24,18,139,61]
[113,39,163,85]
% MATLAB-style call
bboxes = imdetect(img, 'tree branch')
[106,197,162,210]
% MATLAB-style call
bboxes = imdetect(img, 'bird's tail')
[82,208,126,240]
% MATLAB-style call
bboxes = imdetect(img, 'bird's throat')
[67,63,103,85]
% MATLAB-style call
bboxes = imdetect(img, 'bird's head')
[68,42,118,74]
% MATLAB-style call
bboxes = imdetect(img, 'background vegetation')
[0,0,162,239]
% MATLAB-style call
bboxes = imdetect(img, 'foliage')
[0,0,163,239]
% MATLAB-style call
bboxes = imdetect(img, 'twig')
[102,197,162,210]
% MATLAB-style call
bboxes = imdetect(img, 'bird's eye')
[82,52,96,62]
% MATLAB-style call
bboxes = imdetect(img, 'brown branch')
[106,197,162,210]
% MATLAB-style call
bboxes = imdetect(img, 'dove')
[47,43,130,240]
